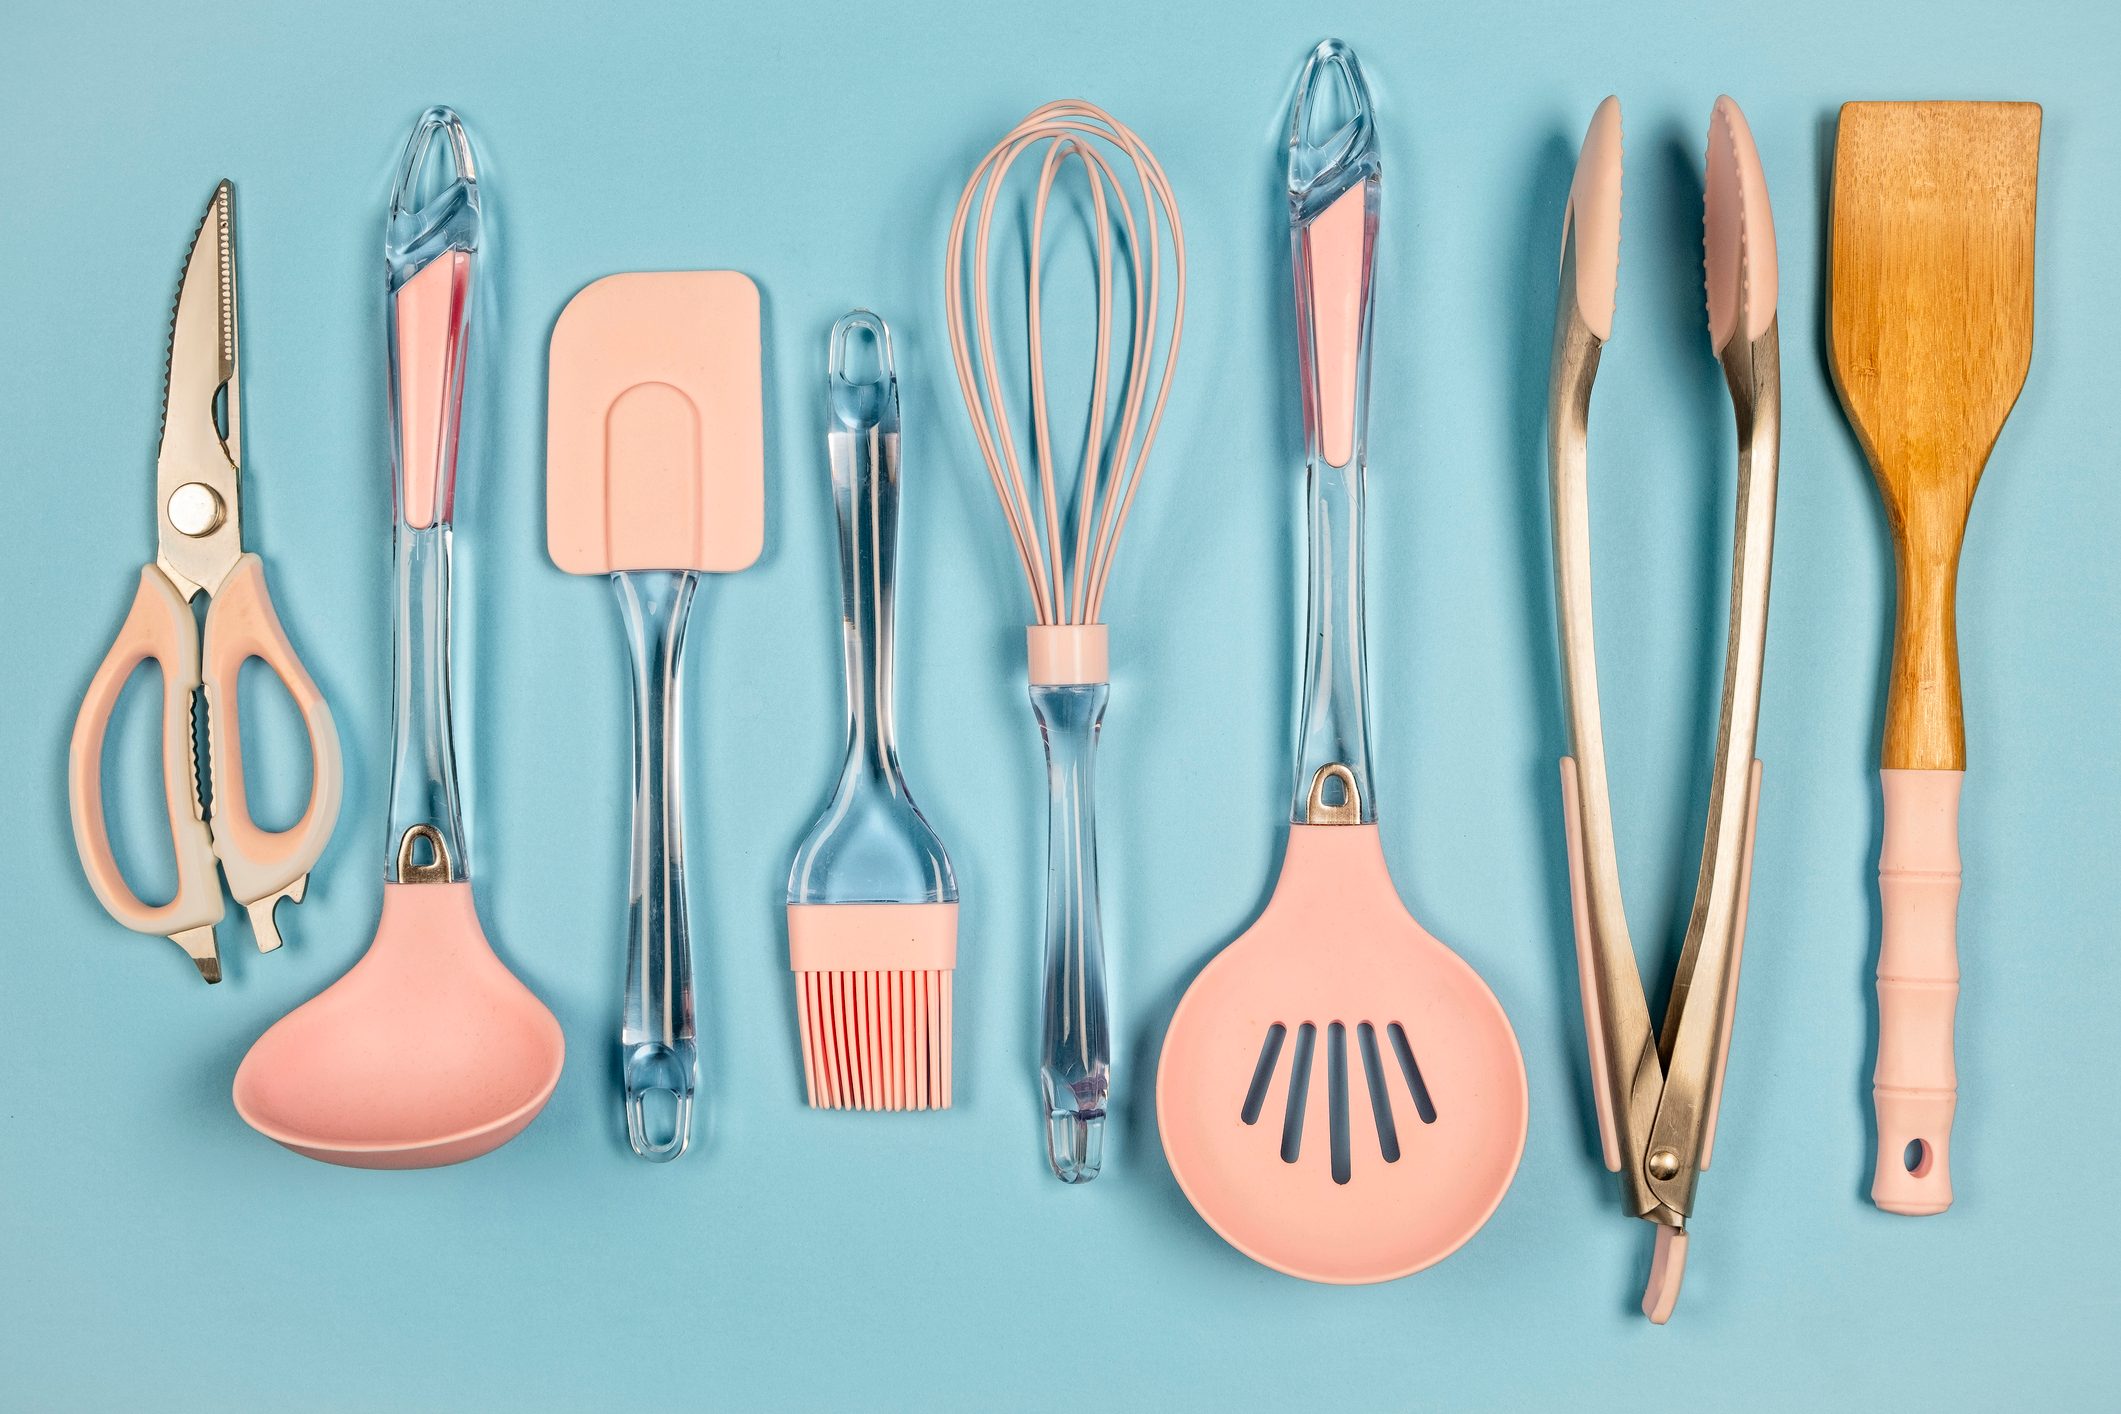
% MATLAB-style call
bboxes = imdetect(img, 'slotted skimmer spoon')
[1155,40,1527,1282]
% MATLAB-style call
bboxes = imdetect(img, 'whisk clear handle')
[1030,680,1111,1184]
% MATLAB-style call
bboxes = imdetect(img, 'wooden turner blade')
[1826,100,2039,1216]
[1828,100,2039,769]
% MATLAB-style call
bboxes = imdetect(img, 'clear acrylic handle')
[1030,681,1111,1183]
[616,568,698,1161]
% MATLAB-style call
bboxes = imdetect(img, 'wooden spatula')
[1827,100,2040,1215]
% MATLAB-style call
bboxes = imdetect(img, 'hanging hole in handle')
[388,108,480,286]
[1289,41,1375,196]
[392,108,477,218]
[1305,763,1362,825]
[828,310,897,433]
[394,824,454,884]
[624,1041,695,1162]
[626,1088,692,1163]
[1903,1139,1932,1177]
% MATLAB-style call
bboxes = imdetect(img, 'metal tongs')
[1546,96,1781,1323]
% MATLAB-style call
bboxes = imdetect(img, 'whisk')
[945,100,1186,1182]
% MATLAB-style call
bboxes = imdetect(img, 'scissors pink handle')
[68,566,223,968]
[69,554,342,977]
[202,554,344,920]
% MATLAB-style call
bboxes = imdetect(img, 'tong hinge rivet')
[1647,1148,1681,1181]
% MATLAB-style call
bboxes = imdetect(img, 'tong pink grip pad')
[395,251,470,529]
[69,566,221,937]
[1873,767,1962,1214]
[1306,185,1367,469]
[1565,97,1624,341]
[201,553,343,903]
[546,271,764,575]
[1705,96,1778,351]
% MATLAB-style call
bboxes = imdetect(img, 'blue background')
[5,2,2117,1408]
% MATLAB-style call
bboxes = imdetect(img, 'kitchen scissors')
[68,181,342,982]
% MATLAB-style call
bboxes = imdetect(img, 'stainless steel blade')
[155,181,243,599]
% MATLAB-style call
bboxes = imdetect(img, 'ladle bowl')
[233,883,564,1168]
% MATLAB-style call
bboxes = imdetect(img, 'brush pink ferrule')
[1027,623,1109,686]
[1872,767,1961,1214]
[788,903,957,1112]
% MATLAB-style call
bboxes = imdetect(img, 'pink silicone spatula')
[548,270,765,1160]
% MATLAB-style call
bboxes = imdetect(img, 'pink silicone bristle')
[787,905,958,1112]
[792,968,954,1112]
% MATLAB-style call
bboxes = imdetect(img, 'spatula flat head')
[547,272,764,575]
[1828,102,2040,527]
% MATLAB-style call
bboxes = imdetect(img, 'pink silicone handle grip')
[393,249,472,530]
[1873,767,1961,1214]
[1299,184,1371,470]
[68,566,222,937]
[201,553,344,905]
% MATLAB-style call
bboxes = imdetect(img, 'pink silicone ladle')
[233,108,562,1168]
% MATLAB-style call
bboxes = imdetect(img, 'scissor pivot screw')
[168,482,226,537]
[1647,1148,1681,1180]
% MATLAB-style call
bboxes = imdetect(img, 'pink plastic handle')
[1873,767,1961,1214]
[201,552,344,908]
[67,566,222,939]
[1299,184,1371,469]
[393,249,472,529]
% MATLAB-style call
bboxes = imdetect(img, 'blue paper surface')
[3,1,2116,1407]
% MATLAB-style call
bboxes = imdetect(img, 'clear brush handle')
[1031,681,1111,1183]
[615,569,698,1161]
[787,311,956,905]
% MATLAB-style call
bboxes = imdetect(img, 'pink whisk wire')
[944,100,1187,627]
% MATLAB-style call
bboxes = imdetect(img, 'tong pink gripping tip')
[1565,96,1624,342]
[1705,96,1778,351]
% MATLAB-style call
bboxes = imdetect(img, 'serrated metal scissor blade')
[155,180,243,600]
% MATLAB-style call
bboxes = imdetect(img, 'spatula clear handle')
[616,569,698,1162]
[1031,681,1110,1183]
